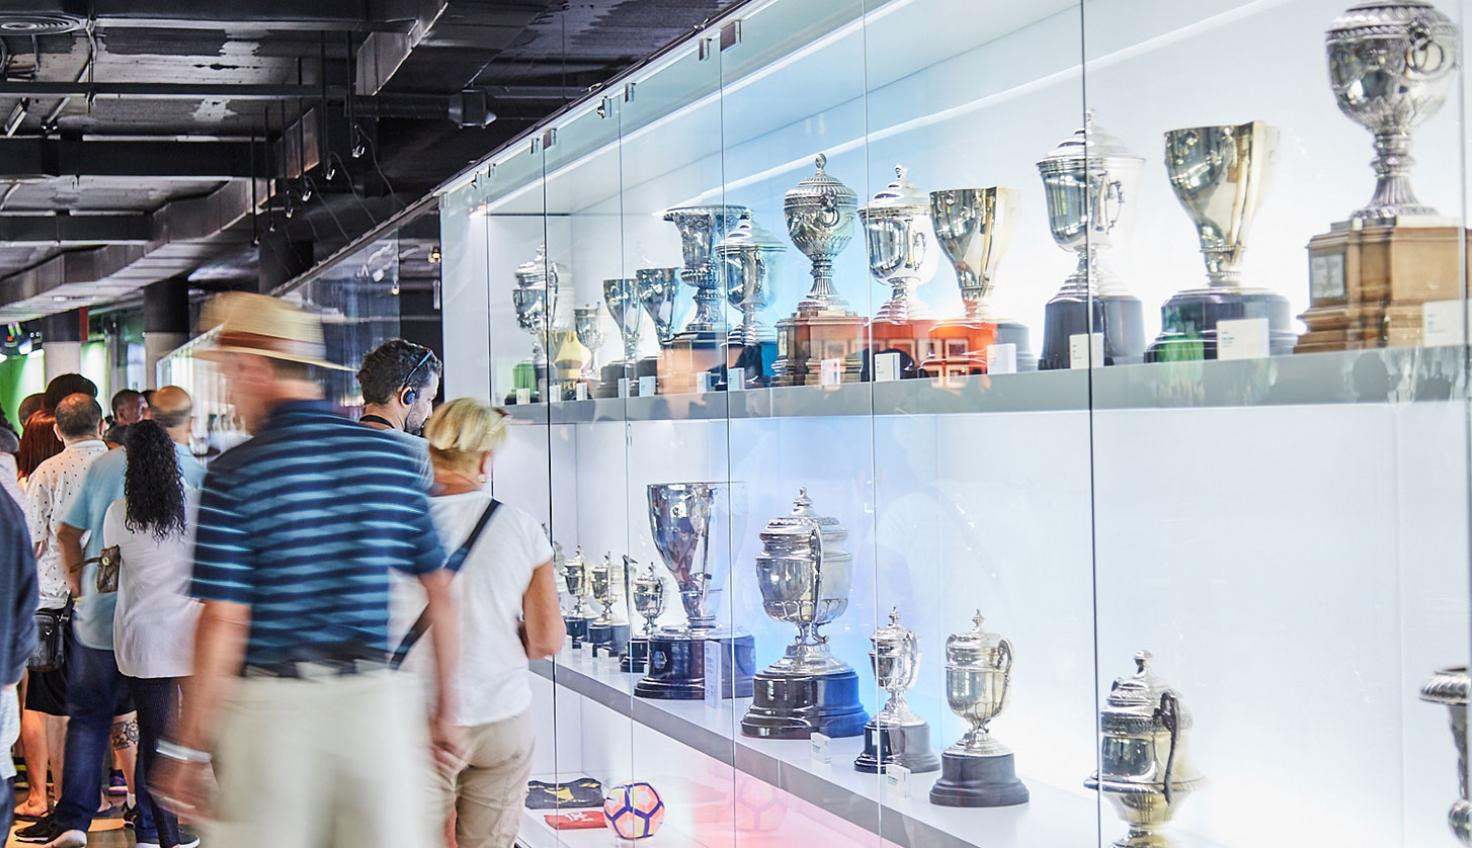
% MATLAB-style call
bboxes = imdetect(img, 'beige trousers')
[207,670,434,848]
[433,710,535,848]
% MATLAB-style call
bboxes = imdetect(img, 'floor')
[7,779,133,847]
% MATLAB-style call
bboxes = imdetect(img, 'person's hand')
[151,756,215,821]
[430,713,465,775]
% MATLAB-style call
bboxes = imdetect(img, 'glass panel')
[1082,2,1471,847]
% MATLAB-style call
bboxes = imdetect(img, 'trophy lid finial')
[889,607,900,626]
[894,164,907,181]
[1134,650,1153,673]
[972,610,986,629]
[815,153,827,171]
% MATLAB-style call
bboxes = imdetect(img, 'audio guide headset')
[400,349,434,407]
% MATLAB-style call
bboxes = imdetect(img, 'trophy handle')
[807,522,826,642]
[1103,179,1125,231]
[1156,690,1181,805]
[997,637,1014,709]
[1407,17,1454,79]
[818,193,842,229]
[911,229,927,266]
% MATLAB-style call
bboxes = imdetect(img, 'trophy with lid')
[1035,114,1146,370]
[1421,666,1471,844]
[1300,2,1466,351]
[715,210,787,388]
[741,489,868,739]
[924,186,1023,377]
[509,242,566,403]
[773,154,867,386]
[622,557,666,674]
[659,206,749,394]
[635,267,680,387]
[559,545,593,648]
[586,552,630,657]
[634,482,755,700]
[855,609,939,773]
[599,277,642,397]
[855,165,940,381]
[929,612,1029,807]
[1147,121,1295,361]
[1087,651,1203,848]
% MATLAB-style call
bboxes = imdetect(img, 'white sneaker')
[41,831,86,848]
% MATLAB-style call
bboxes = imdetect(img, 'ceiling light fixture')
[5,100,27,137]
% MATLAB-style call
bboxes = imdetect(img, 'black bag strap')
[390,498,501,670]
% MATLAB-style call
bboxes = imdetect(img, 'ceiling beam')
[0,215,152,245]
[0,82,352,101]
[88,0,420,32]
[0,137,253,180]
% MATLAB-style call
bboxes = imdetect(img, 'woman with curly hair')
[105,420,199,848]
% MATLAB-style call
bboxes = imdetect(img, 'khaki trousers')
[433,710,535,848]
[207,670,433,848]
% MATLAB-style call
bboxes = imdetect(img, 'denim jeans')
[129,676,182,848]
[55,625,157,841]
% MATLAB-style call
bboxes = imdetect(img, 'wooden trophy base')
[1297,222,1472,353]
[656,334,723,395]
[919,320,999,379]
[850,317,939,381]
[772,310,869,387]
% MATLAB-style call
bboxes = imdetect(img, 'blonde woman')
[398,398,564,848]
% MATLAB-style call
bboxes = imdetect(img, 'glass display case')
[437,0,1472,846]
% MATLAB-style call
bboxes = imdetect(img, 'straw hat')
[196,292,351,370]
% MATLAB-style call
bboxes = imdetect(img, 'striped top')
[190,400,446,667]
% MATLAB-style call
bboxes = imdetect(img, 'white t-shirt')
[24,440,108,610]
[105,492,201,679]
[393,492,552,727]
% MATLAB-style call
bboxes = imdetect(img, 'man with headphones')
[357,339,442,490]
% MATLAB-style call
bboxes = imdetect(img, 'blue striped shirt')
[190,400,446,666]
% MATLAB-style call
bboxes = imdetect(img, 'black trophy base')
[854,720,940,774]
[716,340,778,389]
[636,355,661,379]
[740,667,868,740]
[1145,287,1295,362]
[1039,292,1146,370]
[587,621,630,657]
[621,636,653,673]
[928,750,1030,807]
[596,361,635,398]
[565,616,590,649]
[634,633,755,700]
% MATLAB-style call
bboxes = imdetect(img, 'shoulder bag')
[390,498,500,670]
[28,599,71,672]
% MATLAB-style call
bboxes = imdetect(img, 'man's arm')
[4,508,38,685]
[56,523,84,597]
[418,569,458,732]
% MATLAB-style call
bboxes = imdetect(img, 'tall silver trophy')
[573,304,604,391]
[1036,114,1146,370]
[634,266,679,385]
[509,242,565,402]
[928,186,1033,373]
[560,545,593,648]
[1087,651,1203,848]
[856,609,940,773]
[714,210,787,388]
[634,482,755,700]
[1148,121,1295,361]
[859,165,938,324]
[1421,667,1471,845]
[663,205,751,339]
[741,490,867,740]
[930,612,1028,806]
[622,556,665,673]
[586,552,629,656]
[600,277,640,397]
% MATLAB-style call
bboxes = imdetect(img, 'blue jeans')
[128,676,181,848]
[55,627,157,841]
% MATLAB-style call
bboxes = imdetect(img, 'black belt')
[241,644,387,679]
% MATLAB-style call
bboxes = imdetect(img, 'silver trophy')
[715,210,787,348]
[1150,121,1294,359]
[1327,0,1459,222]
[560,546,593,647]
[930,612,1028,806]
[512,242,563,367]
[622,556,666,674]
[859,165,938,323]
[573,304,605,384]
[1087,651,1203,848]
[856,608,939,773]
[930,187,1019,324]
[603,278,642,365]
[1036,113,1146,369]
[1421,666,1471,844]
[635,267,680,346]
[742,489,867,739]
[663,206,750,337]
[635,482,754,700]
[785,154,858,315]
[587,552,629,655]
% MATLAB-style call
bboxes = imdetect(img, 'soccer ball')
[603,781,666,840]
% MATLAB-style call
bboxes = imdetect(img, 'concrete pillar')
[41,310,83,383]
[144,278,190,388]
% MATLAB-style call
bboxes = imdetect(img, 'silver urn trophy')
[856,609,940,774]
[1421,666,1471,844]
[634,482,755,700]
[509,242,565,402]
[1087,651,1203,848]
[1035,114,1147,370]
[573,304,605,392]
[1147,121,1295,361]
[560,545,593,648]
[929,186,1034,372]
[663,205,750,339]
[634,266,680,387]
[600,277,641,396]
[586,552,630,657]
[714,210,787,388]
[741,489,868,740]
[859,165,938,325]
[622,556,666,673]
[930,612,1029,806]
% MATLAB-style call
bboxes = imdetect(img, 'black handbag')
[28,600,70,672]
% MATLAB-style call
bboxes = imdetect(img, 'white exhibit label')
[580,642,595,664]
[1216,318,1270,361]
[575,382,588,401]
[820,358,843,387]
[986,343,1017,375]
[1069,333,1104,369]
[809,732,831,764]
[515,388,532,405]
[637,375,657,397]
[883,763,911,797]
[874,352,901,383]
[1423,299,1472,347]
[617,377,630,399]
[696,372,712,393]
[703,641,723,709]
[728,366,745,391]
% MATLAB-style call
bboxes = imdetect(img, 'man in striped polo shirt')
[153,293,460,848]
